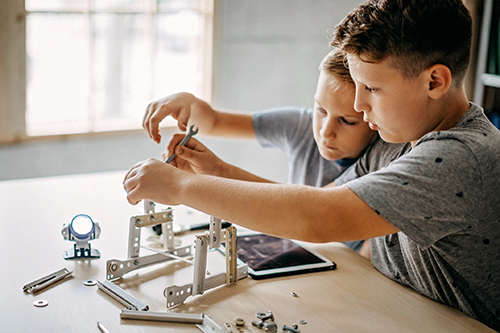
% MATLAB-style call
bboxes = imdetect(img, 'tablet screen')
[236,233,336,279]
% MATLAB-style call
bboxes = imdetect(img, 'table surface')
[0,171,495,333]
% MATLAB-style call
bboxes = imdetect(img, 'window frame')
[0,0,213,144]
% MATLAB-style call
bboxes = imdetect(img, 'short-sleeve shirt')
[337,103,500,330]
[252,107,357,187]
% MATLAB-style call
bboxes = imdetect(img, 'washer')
[33,299,48,307]
[83,280,97,286]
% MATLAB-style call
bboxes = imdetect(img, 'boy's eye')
[341,117,357,126]
[315,107,327,115]
[365,86,377,93]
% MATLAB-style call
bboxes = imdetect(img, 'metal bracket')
[164,224,248,309]
[107,206,193,280]
[23,268,73,294]
[97,280,149,311]
[120,309,204,324]
[223,227,238,285]
[128,208,174,258]
[209,216,222,248]
[120,309,229,333]
[197,315,231,333]
[106,245,192,280]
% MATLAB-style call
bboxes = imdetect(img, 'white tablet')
[229,231,336,280]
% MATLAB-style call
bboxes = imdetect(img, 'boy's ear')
[427,64,452,100]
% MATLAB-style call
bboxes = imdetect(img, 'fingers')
[123,165,142,205]
[143,102,161,143]
[123,158,158,205]
[164,134,186,162]
[142,93,195,144]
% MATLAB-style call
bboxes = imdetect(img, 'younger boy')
[124,0,500,329]
[143,48,376,188]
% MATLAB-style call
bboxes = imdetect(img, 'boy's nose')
[354,89,370,114]
[321,120,337,139]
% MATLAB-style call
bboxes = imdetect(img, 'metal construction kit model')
[98,199,249,332]
[22,127,315,332]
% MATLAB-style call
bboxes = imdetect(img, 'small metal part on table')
[282,325,300,333]
[97,321,111,333]
[233,317,246,326]
[298,320,307,325]
[197,315,230,333]
[97,280,149,311]
[33,299,49,307]
[120,309,204,324]
[83,280,97,286]
[23,268,73,294]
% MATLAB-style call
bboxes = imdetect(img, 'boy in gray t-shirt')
[336,103,500,327]
[124,0,499,329]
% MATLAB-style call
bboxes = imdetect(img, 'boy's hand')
[123,158,184,206]
[143,92,215,144]
[163,135,226,177]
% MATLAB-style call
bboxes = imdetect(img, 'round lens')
[71,215,94,237]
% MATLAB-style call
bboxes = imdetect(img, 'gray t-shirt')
[337,103,500,330]
[252,107,356,187]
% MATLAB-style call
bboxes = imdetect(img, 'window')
[25,0,213,136]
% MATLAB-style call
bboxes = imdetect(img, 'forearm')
[204,111,255,139]
[123,159,398,243]
[218,161,275,183]
[175,173,370,242]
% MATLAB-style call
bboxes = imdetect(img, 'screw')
[252,321,264,329]
[282,325,300,333]
[136,219,143,225]
[263,322,278,332]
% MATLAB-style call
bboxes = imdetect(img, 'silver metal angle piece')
[23,268,73,294]
[97,280,149,311]
[120,309,204,324]
[197,315,230,333]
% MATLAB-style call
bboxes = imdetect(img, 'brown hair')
[320,48,354,85]
[331,0,472,85]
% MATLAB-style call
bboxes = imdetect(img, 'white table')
[0,171,494,332]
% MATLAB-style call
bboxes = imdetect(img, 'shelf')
[481,73,500,88]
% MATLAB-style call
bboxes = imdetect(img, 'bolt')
[252,321,264,329]
[282,325,300,333]
[263,322,278,332]
[110,263,118,271]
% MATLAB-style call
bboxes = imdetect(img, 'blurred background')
[0,0,491,181]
